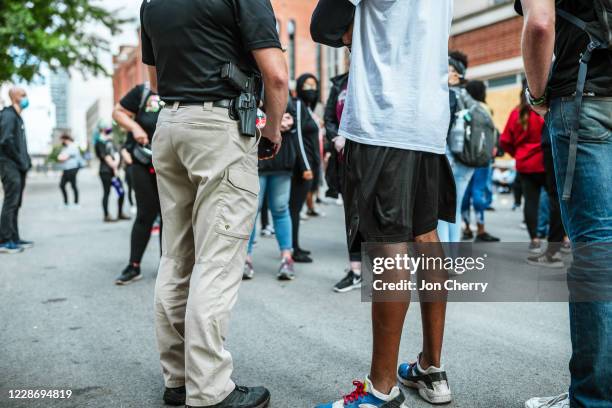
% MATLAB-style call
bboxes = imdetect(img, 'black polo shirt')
[515,0,612,98]
[140,0,281,103]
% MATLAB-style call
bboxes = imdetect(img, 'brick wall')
[449,16,522,67]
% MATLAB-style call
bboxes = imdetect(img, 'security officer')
[140,1,288,407]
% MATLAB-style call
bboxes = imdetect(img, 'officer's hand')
[303,170,314,181]
[280,113,294,133]
[132,126,149,145]
[261,124,282,145]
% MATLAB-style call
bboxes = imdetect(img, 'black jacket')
[0,107,31,173]
[293,97,321,175]
[258,99,298,174]
[324,73,349,144]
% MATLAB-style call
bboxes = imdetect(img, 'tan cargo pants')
[152,102,259,406]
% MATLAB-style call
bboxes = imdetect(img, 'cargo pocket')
[215,168,260,239]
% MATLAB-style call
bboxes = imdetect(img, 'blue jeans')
[461,165,492,226]
[537,188,550,238]
[547,97,612,408]
[247,173,292,255]
[438,153,475,242]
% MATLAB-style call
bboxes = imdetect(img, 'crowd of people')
[1,0,610,407]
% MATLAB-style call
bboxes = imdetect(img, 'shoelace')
[544,393,569,408]
[343,381,368,405]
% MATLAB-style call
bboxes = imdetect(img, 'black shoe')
[462,229,474,240]
[295,247,311,255]
[475,232,500,242]
[333,270,362,293]
[292,251,313,263]
[187,385,270,408]
[118,213,132,221]
[163,386,186,406]
[17,239,34,249]
[306,209,323,217]
[115,265,142,285]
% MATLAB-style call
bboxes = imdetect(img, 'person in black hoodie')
[324,72,349,200]
[0,87,33,254]
[244,99,299,280]
[290,73,321,263]
[323,71,363,293]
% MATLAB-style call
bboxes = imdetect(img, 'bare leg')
[369,242,410,394]
[415,229,447,368]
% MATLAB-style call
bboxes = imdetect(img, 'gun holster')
[233,92,257,138]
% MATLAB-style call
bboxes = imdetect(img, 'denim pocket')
[561,99,612,142]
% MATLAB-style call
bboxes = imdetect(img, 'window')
[486,74,519,89]
[287,19,296,81]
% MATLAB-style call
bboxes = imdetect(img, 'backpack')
[448,88,497,167]
[555,0,612,200]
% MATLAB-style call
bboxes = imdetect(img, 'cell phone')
[258,137,276,160]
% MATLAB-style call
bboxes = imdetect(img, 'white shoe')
[525,393,569,408]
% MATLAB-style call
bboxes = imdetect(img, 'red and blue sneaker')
[397,354,452,404]
[316,377,405,408]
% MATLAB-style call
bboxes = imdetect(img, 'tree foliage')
[0,0,132,83]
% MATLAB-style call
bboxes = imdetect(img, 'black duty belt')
[163,99,233,110]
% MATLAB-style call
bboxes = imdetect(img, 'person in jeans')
[0,87,33,254]
[437,50,476,243]
[140,0,287,406]
[312,0,455,406]
[500,88,565,266]
[461,80,500,242]
[57,134,83,207]
[517,0,612,407]
[244,104,297,281]
[112,83,163,285]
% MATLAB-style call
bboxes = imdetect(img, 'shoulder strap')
[139,82,151,113]
[295,99,312,171]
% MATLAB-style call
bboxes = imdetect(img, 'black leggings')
[129,165,162,264]
[125,165,135,206]
[60,168,79,204]
[520,163,564,253]
[289,174,312,251]
[100,172,124,217]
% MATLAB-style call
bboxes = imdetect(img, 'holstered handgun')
[221,63,261,138]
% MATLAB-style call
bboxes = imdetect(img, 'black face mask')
[301,90,318,106]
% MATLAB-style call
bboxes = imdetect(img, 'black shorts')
[343,140,456,251]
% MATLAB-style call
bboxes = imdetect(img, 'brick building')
[451,0,524,129]
[112,40,147,104]
[113,0,523,127]
[112,0,345,103]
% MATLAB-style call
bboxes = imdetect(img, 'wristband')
[525,88,547,107]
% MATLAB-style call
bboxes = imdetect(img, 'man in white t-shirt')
[312,0,455,407]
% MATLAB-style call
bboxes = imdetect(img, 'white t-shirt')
[339,0,453,154]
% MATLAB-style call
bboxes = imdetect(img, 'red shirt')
[500,108,545,174]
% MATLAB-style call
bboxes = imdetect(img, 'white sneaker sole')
[115,274,143,286]
[333,281,362,293]
[398,375,452,405]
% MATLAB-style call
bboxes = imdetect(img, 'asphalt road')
[1,169,571,408]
